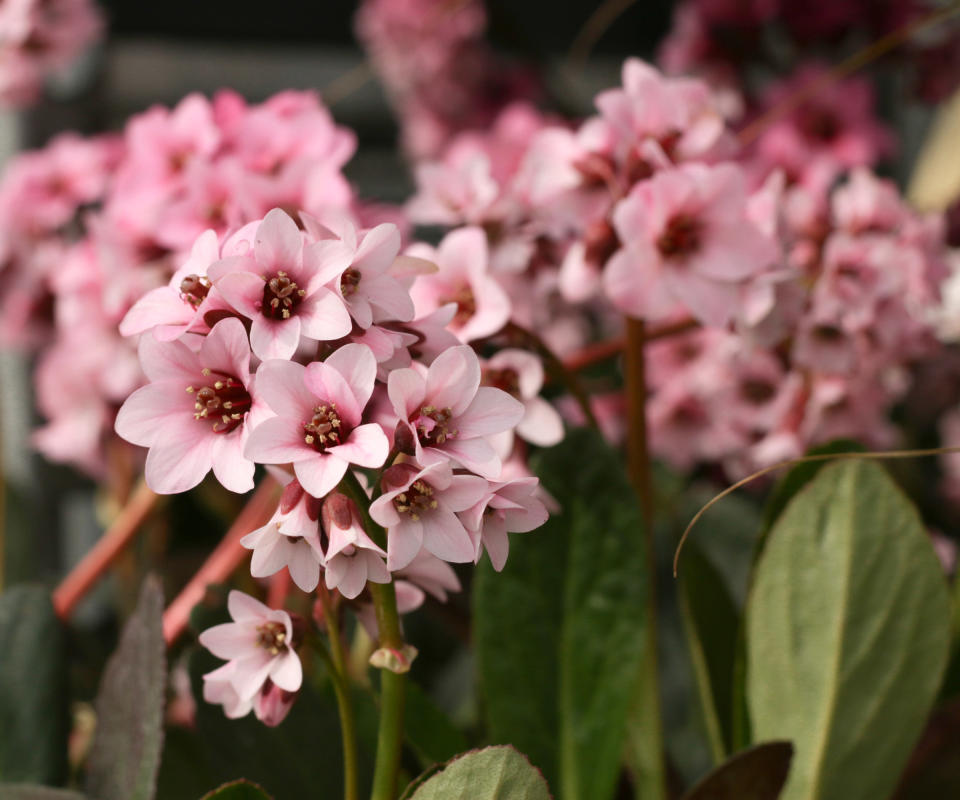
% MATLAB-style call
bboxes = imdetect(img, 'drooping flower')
[114,317,261,494]
[322,492,390,599]
[459,476,548,571]
[198,590,303,709]
[244,343,390,498]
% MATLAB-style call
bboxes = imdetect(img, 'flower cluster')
[115,207,553,722]
[406,57,948,478]
[0,0,103,107]
[355,0,538,159]
[0,90,369,476]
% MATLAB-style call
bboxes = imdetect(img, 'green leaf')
[891,696,960,798]
[0,786,87,799]
[199,779,273,799]
[678,541,738,763]
[407,746,551,800]
[0,585,69,785]
[759,439,865,537]
[679,741,793,800]
[474,428,648,800]
[85,577,166,800]
[747,461,952,800]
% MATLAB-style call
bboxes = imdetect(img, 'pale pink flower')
[388,344,524,478]
[119,229,227,341]
[369,460,489,570]
[199,590,303,707]
[241,480,325,592]
[244,343,389,498]
[114,318,260,494]
[252,679,297,727]
[322,492,390,599]
[209,208,352,360]
[481,349,563,453]
[302,212,415,328]
[202,662,253,720]
[406,226,510,342]
[604,163,778,326]
[459,477,548,571]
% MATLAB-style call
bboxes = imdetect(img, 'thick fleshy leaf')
[747,461,951,800]
[679,741,793,800]
[406,746,551,800]
[199,779,273,799]
[0,586,69,785]
[474,428,647,800]
[678,540,738,764]
[85,577,166,800]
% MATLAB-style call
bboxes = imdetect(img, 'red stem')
[562,317,699,372]
[162,477,280,645]
[53,480,159,619]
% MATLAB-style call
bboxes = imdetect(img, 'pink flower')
[459,477,548,571]
[119,229,227,341]
[244,343,389,498]
[198,590,303,707]
[114,318,261,494]
[604,163,778,326]
[481,349,564,453]
[322,492,390,599]
[406,226,510,342]
[302,212,415,328]
[209,208,352,360]
[388,344,524,478]
[369,460,489,570]
[241,480,325,592]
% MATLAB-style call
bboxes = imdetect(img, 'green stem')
[369,583,407,800]
[624,317,666,800]
[336,469,408,800]
[319,588,360,800]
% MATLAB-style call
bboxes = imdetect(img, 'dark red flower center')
[179,274,211,308]
[256,621,288,655]
[482,367,521,398]
[340,267,362,297]
[262,271,305,320]
[414,405,457,446]
[442,285,477,327]
[657,214,703,259]
[741,378,776,404]
[188,369,251,434]
[393,479,438,521]
[303,402,344,452]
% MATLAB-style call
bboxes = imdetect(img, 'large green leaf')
[678,541,738,764]
[747,461,951,800]
[85,577,166,800]
[0,585,69,785]
[679,741,792,800]
[474,428,648,800]
[199,780,273,799]
[406,746,551,800]
[0,787,87,799]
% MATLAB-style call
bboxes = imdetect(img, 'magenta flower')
[244,343,390,498]
[209,208,352,359]
[322,492,390,599]
[114,318,261,494]
[199,590,303,709]
[388,344,524,478]
[604,163,778,326]
[369,460,489,570]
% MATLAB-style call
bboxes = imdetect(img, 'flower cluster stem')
[319,587,360,800]
[624,316,666,800]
